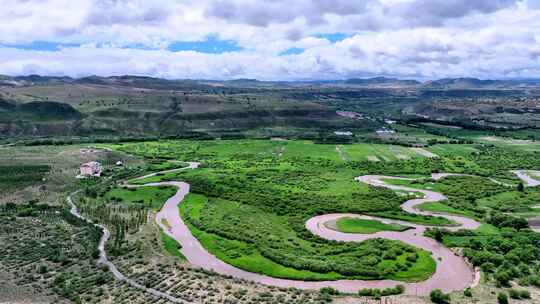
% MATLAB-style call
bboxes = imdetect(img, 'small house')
[80,161,102,177]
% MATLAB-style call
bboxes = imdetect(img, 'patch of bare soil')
[368,155,380,162]
[411,148,438,158]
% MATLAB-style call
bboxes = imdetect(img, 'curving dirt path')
[512,170,540,187]
[68,179,193,303]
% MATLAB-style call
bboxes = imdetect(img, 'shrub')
[463,288,472,297]
[434,229,444,242]
[359,285,405,298]
[497,292,508,304]
[509,289,520,299]
[509,289,531,299]
[430,289,450,304]
[38,264,48,274]
[519,290,531,299]
[320,287,339,296]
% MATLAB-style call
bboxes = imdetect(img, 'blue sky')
[167,36,243,53]
[0,41,81,52]
[0,0,539,80]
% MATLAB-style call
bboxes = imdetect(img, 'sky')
[0,0,539,80]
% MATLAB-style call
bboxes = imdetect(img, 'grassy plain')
[160,229,186,260]
[180,193,435,282]
[97,139,540,288]
[104,185,176,210]
[332,218,410,234]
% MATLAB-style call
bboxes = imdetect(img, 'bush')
[519,290,531,299]
[497,292,508,304]
[430,289,450,304]
[463,288,472,297]
[509,289,531,299]
[434,229,444,242]
[38,264,48,274]
[320,287,339,295]
[509,289,520,299]
[359,285,405,298]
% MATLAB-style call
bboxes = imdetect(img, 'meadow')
[103,138,540,288]
[4,136,540,303]
[109,139,445,282]
[330,218,410,234]
[104,185,177,210]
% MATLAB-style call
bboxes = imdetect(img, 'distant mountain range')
[1,74,540,89]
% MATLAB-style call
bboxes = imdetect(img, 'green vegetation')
[332,217,410,234]
[340,143,422,162]
[160,229,185,260]
[3,76,540,303]
[478,188,540,216]
[417,202,475,218]
[387,175,505,219]
[428,222,540,289]
[430,289,451,304]
[0,165,50,192]
[427,144,478,158]
[0,202,109,303]
[369,211,454,226]
[146,159,187,171]
[104,185,177,210]
[103,139,540,285]
[497,292,508,304]
[76,139,540,295]
[180,194,435,281]
[357,284,405,298]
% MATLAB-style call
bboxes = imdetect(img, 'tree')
[434,229,444,243]
[517,182,524,192]
[430,289,451,304]
[497,292,508,304]
[38,264,48,274]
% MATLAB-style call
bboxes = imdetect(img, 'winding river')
[70,164,540,298]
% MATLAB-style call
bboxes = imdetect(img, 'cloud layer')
[0,0,539,80]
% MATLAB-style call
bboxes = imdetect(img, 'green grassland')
[104,185,177,210]
[369,211,455,226]
[416,202,474,218]
[160,229,186,260]
[0,164,50,193]
[426,144,479,158]
[478,188,540,217]
[332,218,410,234]
[383,175,503,219]
[96,139,540,286]
[341,144,422,162]
[180,194,435,281]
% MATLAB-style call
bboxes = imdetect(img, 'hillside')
[0,78,374,139]
[2,75,540,141]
